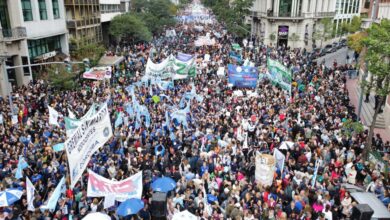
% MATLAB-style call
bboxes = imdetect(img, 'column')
[31,0,40,21]
[291,0,296,16]
[274,0,279,15]
[302,0,308,13]
[46,0,53,20]
[296,0,301,15]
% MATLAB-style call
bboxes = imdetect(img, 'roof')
[350,192,390,219]
[98,55,125,66]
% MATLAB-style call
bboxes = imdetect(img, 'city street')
[315,47,355,68]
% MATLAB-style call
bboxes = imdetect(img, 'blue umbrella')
[117,198,144,217]
[151,177,176,193]
[207,194,218,203]
[0,189,23,207]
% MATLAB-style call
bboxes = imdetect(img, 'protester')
[0,1,388,220]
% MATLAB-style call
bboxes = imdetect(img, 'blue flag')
[52,143,65,152]
[15,155,29,179]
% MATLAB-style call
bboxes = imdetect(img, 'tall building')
[0,0,68,96]
[250,0,336,49]
[333,0,361,37]
[100,0,130,46]
[65,0,103,50]
[361,0,390,28]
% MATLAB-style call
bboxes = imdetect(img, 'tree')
[347,31,367,54]
[203,0,254,38]
[362,19,390,159]
[131,0,177,34]
[71,41,106,67]
[341,119,364,138]
[43,65,79,91]
[313,18,333,48]
[346,16,362,33]
[110,13,152,42]
[289,33,300,48]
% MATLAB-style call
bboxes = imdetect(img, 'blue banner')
[229,51,242,63]
[228,64,259,88]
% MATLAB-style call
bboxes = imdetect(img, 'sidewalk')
[346,78,390,142]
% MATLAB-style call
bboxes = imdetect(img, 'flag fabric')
[40,177,66,212]
[311,160,320,187]
[15,155,29,179]
[26,177,35,211]
[273,149,285,174]
[48,106,59,126]
[115,112,123,128]
[267,58,292,92]
[104,194,116,209]
[68,109,76,119]
[52,143,65,152]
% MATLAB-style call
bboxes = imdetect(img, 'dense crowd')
[0,2,389,220]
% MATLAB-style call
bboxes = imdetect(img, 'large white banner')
[83,66,112,80]
[255,153,275,187]
[65,103,113,188]
[145,56,173,79]
[87,170,143,202]
[145,55,196,79]
[194,36,216,47]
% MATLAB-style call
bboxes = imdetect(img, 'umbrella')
[0,189,23,207]
[207,194,218,203]
[117,198,144,217]
[279,141,295,150]
[82,213,111,220]
[172,210,198,220]
[151,177,176,192]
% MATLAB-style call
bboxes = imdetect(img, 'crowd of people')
[0,1,389,220]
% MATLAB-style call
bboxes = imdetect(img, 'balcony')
[1,27,27,42]
[251,11,304,20]
[66,18,101,29]
[314,12,336,18]
[64,0,99,5]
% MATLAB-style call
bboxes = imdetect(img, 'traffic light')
[64,57,71,72]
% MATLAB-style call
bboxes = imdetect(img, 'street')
[315,47,355,68]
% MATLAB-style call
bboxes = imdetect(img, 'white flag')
[104,194,116,209]
[26,177,36,211]
[273,148,285,174]
[68,108,76,119]
[48,106,59,126]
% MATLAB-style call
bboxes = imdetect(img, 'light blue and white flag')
[52,143,65,152]
[40,177,66,212]
[115,112,123,128]
[26,177,35,211]
[15,155,29,179]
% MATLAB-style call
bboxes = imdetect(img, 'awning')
[98,55,125,66]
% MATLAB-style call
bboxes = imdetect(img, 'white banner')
[194,36,216,47]
[26,177,35,211]
[65,103,113,189]
[217,67,225,76]
[83,66,112,80]
[104,194,116,209]
[255,153,275,187]
[87,170,143,202]
[145,56,173,79]
[48,106,59,126]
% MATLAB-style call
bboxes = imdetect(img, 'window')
[52,0,60,19]
[279,0,292,17]
[21,57,30,76]
[38,0,47,20]
[28,36,61,59]
[21,0,33,21]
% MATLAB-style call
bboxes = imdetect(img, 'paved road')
[315,47,355,68]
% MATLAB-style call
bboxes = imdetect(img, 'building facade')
[100,0,129,46]
[250,0,336,49]
[65,0,102,50]
[333,0,361,37]
[0,0,68,96]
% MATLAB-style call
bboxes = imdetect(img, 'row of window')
[100,4,120,14]
[21,0,60,21]
[335,0,360,15]
[28,35,61,59]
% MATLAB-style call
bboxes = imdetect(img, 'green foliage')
[362,19,390,98]
[130,0,177,34]
[289,33,300,48]
[346,16,362,33]
[202,0,254,38]
[110,13,153,42]
[313,18,333,47]
[341,119,364,138]
[269,33,276,42]
[47,65,79,91]
[347,31,366,54]
[73,42,106,67]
